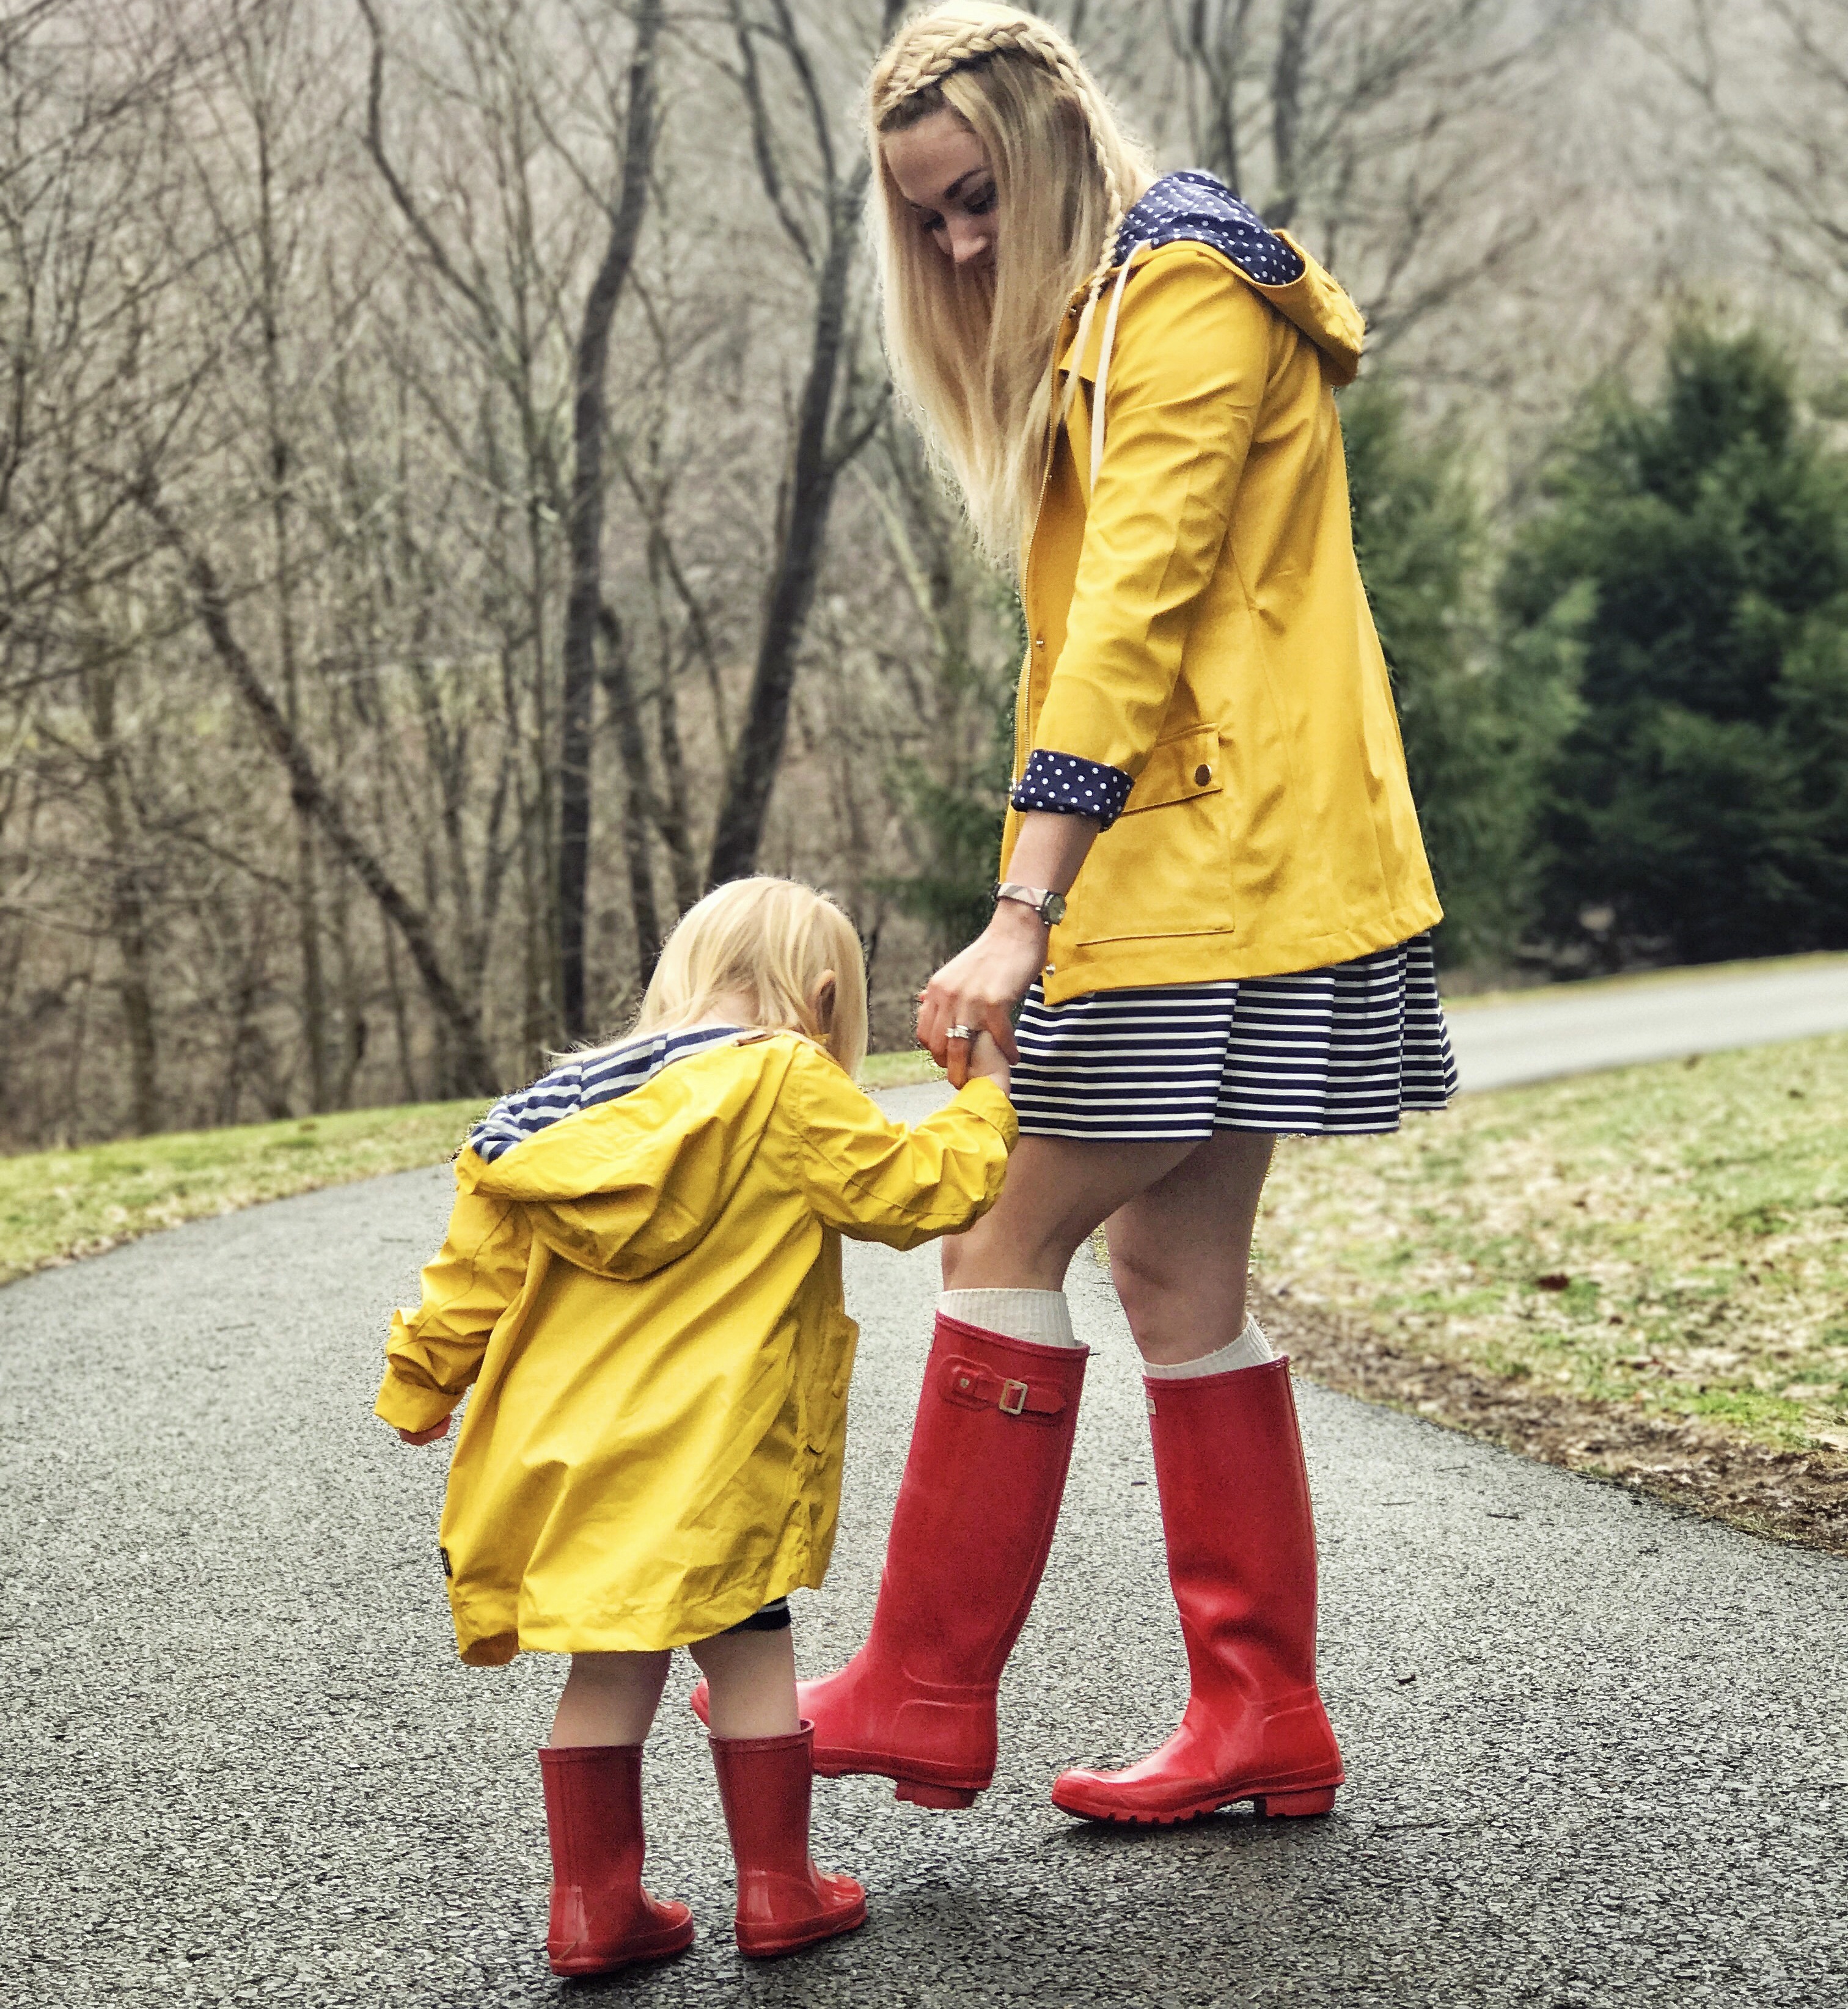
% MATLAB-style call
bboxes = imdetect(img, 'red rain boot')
[1051,1356,1344,1824]
[694,1316,1088,1808]
[710,1724,867,1958]
[538,1744,694,1975]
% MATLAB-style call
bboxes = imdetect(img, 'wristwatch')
[993,881,1066,926]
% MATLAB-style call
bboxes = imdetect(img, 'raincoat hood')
[460,1026,779,1283]
[1072,169,1365,387]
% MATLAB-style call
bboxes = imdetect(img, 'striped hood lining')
[468,1025,743,1165]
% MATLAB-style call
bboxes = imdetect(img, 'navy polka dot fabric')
[1011,748,1134,829]
[1113,169,1304,287]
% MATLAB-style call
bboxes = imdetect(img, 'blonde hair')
[629,877,870,1074]
[869,3,1153,565]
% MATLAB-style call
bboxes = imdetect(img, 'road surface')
[6,1141,1845,2006]
[1446,956,1848,1091]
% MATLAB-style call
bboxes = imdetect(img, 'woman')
[704,1,1454,1826]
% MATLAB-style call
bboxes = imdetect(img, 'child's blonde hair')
[868,3,1153,565]
[630,877,870,1073]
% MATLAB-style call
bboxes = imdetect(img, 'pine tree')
[1501,324,1848,965]
[1344,380,1572,965]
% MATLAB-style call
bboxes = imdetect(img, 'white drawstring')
[1089,241,1144,497]
[1048,240,1145,507]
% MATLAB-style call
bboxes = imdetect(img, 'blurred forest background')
[4,0,1847,1146]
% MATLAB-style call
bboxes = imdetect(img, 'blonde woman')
[700,4,1453,1826]
[378,878,1015,1969]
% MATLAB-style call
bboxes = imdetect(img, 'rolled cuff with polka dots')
[1010,749,1135,830]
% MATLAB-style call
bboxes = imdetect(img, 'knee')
[1108,1237,1173,1340]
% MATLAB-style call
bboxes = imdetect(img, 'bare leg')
[552,1650,672,1747]
[941,1135,1196,1291]
[1106,1130,1276,1365]
[689,1628,799,1739]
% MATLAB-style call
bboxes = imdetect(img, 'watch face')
[1045,892,1066,925]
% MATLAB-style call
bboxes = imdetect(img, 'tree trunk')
[597,604,665,972]
[706,170,867,887]
[140,485,501,1096]
[86,654,159,1134]
[558,0,663,1038]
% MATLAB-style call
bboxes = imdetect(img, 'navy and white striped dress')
[1008,936,1456,1142]
[1004,170,1457,1144]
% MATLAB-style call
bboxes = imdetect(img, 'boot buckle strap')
[941,1355,1065,1419]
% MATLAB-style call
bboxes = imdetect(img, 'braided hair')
[871,6,1130,304]
[866,4,1153,563]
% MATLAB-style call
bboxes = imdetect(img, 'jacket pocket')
[1121,724,1223,815]
[1067,725,1231,947]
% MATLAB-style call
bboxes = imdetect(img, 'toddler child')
[376,876,1014,1972]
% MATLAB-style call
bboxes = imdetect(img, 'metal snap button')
[1194,763,1212,786]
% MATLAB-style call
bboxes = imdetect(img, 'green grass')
[10,1033,1846,1476]
[1256,1031,1848,1456]
[0,1050,945,1287]
[1439,948,1848,1012]
[857,1050,945,1089]
[0,1102,486,1287]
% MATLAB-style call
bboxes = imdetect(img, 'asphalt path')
[1446,956,1848,1091]
[6,1135,1846,2007]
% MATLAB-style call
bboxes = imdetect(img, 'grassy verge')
[1437,947,1848,1012]
[1255,1031,1848,1549]
[0,1050,944,1289]
[0,1102,486,1288]
[8,1026,1846,1549]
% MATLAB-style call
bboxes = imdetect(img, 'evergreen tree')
[1502,324,1848,965]
[1344,381,1573,965]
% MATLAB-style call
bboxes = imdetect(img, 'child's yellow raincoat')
[376,1030,1014,1664]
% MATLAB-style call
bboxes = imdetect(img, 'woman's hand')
[397,1416,452,1446]
[917,902,1048,1088]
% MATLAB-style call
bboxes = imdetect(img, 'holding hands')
[915,898,1049,1091]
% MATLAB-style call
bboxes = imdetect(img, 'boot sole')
[737,1894,869,1959]
[813,1756,983,1810]
[548,1915,695,1974]
[1051,1781,1340,1826]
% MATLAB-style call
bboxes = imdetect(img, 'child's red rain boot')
[538,1744,694,1976]
[691,1316,1089,1807]
[709,1724,867,1958]
[1050,1356,1345,1825]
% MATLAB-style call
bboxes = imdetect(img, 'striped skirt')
[1010,933,1457,1142]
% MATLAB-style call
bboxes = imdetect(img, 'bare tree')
[1157,2,1580,356]
[703,0,902,887]
[1628,0,1848,328]
[557,0,663,1036]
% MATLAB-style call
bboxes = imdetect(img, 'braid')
[871,6,1128,291]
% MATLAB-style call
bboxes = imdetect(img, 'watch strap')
[994,882,1066,926]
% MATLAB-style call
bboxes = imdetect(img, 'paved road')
[6,1151,1846,2007]
[1447,956,1848,1091]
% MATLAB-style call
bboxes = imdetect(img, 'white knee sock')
[938,1287,1081,1349]
[1143,1313,1274,1379]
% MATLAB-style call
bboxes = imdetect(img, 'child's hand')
[966,1028,1011,1094]
[397,1416,452,1446]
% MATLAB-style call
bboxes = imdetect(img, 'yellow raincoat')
[1007,232,1443,1003]
[376,1031,1014,1663]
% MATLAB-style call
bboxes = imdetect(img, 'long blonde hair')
[629,877,870,1074]
[869,4,1153,565]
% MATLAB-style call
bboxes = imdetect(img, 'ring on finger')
[945,1023,974,1042]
